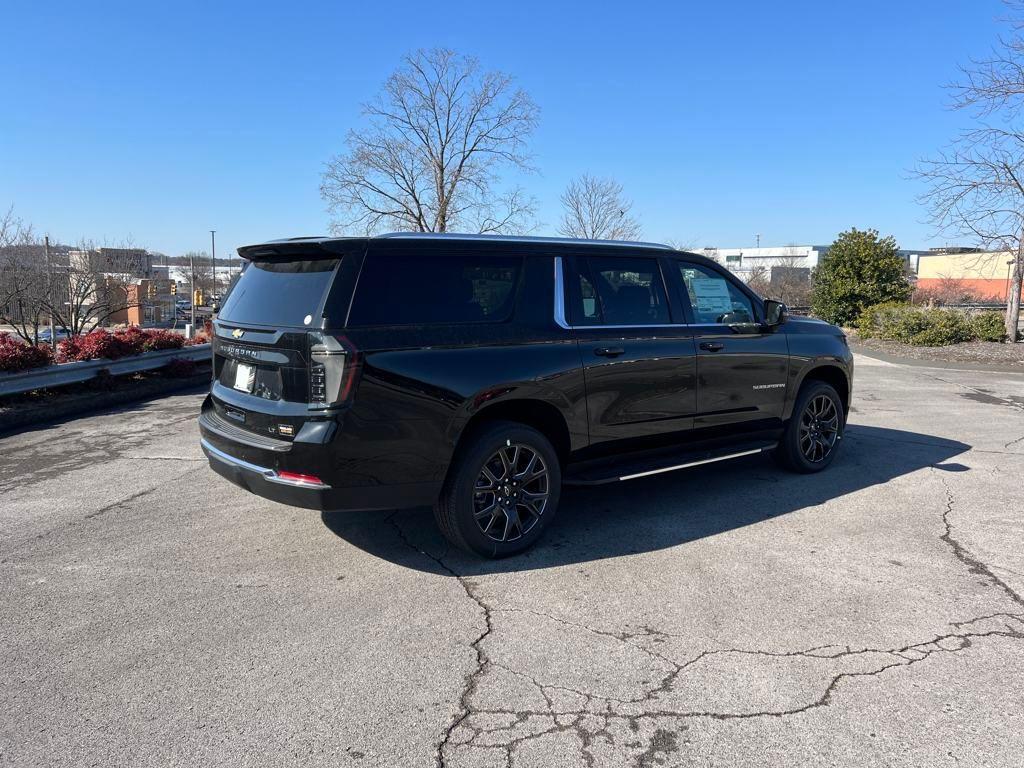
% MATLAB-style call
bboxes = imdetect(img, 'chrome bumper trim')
[200,438,331,489]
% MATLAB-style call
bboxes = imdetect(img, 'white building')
[702,244,928,281]
[699,245,830,281]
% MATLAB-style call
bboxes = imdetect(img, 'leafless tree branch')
[321,48,539,235]
[558,174,643,241]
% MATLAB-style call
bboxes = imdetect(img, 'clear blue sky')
[0,0,1008,258]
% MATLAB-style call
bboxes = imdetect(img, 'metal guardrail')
[0,344,211,397]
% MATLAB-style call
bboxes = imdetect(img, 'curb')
[851,343,1024,374]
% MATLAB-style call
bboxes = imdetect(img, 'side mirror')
[763,299,787,327]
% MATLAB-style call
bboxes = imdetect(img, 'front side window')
[573,256,670,326]
[678,262,756,324]
[348,252,521,326]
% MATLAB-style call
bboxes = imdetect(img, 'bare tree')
[768,249,813,307]
[746,265,771,297]
[916,2,1024,340]
[0,206,49,344]
[558,174,643,241]
[181,251,215,300]
[41,243,147,336]
[321,48,539,235]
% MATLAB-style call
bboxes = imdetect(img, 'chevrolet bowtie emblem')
[231,328,244,339]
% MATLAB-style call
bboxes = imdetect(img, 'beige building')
[916,249,1015,301]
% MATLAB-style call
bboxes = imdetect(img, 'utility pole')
[189,251,196,332]
[43,236,55,347]
[756,233,761,249]
[210,230,216,299]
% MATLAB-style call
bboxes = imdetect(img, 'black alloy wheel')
[473,443,550,543]
[775,381,845,473]
[798,393,840,463]
[434,421,561,558]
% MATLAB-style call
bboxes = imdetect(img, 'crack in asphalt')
[389,468,1024,768]
[386,513,494,768]
[937,473,1024,609]
[1,471,194,558]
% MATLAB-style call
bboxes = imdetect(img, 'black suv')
[199,234,852,557]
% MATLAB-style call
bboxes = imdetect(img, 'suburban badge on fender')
[752,383,786,390]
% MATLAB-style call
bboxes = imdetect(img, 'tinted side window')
[574,256,670,326]
[348,252,521,326]
[677,262,756,324]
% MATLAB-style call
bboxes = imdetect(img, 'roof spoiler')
[236,238,366,261]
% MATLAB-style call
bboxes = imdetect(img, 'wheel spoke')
[474,500,499,521]
[514,452,538,481]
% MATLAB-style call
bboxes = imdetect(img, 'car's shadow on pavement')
[320,425,970,575]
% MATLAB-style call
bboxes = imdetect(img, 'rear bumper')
[199,435,440,513]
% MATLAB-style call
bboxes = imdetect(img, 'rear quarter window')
[218,258,339,327]
[347,252,521,326]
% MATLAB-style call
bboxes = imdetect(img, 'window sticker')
[690,278,733,315]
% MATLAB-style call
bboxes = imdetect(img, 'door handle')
[594,346,625,357]
[699,342,725,352]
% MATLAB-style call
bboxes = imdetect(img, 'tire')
[434,421,562,558]
[775,381,845,473]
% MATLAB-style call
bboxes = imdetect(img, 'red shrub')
[57,327,190,362]
[0,333,54,373]
[112,326,148,356]
[141,329,185,351]
[55,335,85,363]
[75,329,133,361]
[185,330,210,346]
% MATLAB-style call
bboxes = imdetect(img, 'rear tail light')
[276,470,326,486]
[308,332,360,408]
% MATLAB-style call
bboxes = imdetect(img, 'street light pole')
[43,235,55,347]
[189,251,196,332]
[210,230,216,299]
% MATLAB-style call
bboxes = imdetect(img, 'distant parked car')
[37,328,70,343]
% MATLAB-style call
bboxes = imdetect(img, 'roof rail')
[376,232,674,251]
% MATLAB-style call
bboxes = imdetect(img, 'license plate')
[232,362,256,392]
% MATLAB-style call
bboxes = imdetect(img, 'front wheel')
[776,382,845,473]
[434,421,561,558]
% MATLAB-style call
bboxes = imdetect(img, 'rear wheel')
[776,381,844,473]
[434,421,561,558]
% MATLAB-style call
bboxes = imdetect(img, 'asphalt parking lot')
[2,353,1023,767]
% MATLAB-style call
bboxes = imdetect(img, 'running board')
[563,440,778,486]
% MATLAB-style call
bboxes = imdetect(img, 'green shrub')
[970,311,1007,342]
[812,228,913,327]
[856,304,978,346]
[856,302,908,339]
[902,309,973,346]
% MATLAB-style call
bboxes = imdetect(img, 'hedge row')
[0,328,205,374]
[0,334,54,372]
[857,303,1007,346]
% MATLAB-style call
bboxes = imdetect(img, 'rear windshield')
[348,252,521,326]
[218,258,339,327]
